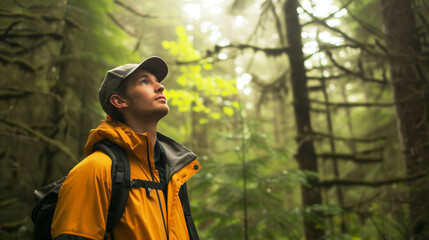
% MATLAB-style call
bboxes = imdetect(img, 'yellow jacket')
[51,120,201,240]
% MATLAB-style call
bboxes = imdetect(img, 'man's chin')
[156,106,169,119]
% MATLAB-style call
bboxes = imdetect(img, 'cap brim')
[124,56,168,82]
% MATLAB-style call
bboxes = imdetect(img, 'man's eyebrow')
[135,73,154,82]
[137,73,150,79]
[134,72,159,82]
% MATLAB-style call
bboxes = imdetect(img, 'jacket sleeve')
[51,151,112,240]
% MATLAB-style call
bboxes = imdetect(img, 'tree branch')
[245,0,272,43]
[0,91,31,100]
[0,130,39,142]
[0,86,60,100]
[342,191,383,211]
[0,54,37,72]
[2,21,22,37]
[320,172,429,188]
[173,43,289,65]
[325,50,387,84]
[304,44,362,61]
[251,71,288,112]
[312,131,386,143]
[0,12,82,29]
[338,0,385,39]
[0,217,27,232]
[107,13,153,40]
[269,0,285,45]
[309,95,425,108]
[0,118,78,163]
[301,0,353,27]
[416,10,429,39]
[300,5,376,54]
[307,74,347,80]
[251,70,288,88]
[317,153,382,164]
[357,147,384,155]
[309,107,327,113]
[307,85,324,91]
[1,31,63,41]
[113,0,159,18]
[0,39,49,56]
[215,43,292,56]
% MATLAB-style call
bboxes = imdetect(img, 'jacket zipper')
[145,139,169,240]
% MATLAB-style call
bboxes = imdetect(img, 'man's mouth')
[156,95,167,101]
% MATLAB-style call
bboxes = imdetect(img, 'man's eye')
[140,80,149,85]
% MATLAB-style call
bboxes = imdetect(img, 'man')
[51,56,201,240]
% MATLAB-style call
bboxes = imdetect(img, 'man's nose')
[155,82,165,93]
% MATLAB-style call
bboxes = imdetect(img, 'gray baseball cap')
[99,56,168,117]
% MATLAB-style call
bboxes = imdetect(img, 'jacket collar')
[157,132,197,180]
[84,119,197,177]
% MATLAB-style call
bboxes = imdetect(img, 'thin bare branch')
[0,118,78,163]
[174,43,290,65]
[307,75,346,80]
[1,31,63,41]
[317,153,382,164]
[0,86,60,100]
[301,0,353,27]
[325,51,387,84]
[309,96,424,108]
[215,43,291,56]
[309,107,327,113]
[0,55,37,72]
[312,131,386,143]
[107,13,153,40]
[342,191,383,211]
[0,12,82,29]
[338,0,385,39]
[269,0,285,45]
[357,147,384,155]
[113,0,159,18]
[299,4,376,54]
[246,0,272,43]
[251,70,288,88]
[320,172,429,188]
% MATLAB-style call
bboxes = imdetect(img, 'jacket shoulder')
[67,151,112,184]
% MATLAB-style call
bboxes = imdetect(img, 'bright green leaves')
[162,26,239,122]
[162,26,201,61]
[223,106,234,116]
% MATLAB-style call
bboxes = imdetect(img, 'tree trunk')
[284,0,324,239]
[42,1,71,185]
[380,0,429,238]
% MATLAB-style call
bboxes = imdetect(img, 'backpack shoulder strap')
[179,183,200,240]
[93,139,130,238]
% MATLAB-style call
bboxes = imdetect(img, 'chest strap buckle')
[130,179,164,199]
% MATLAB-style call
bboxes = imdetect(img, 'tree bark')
[42,1,71,185]
[380,0,429,238]
[284,0,324,239]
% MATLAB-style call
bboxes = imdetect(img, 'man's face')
[123,69,169,121]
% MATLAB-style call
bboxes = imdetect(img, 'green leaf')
[199,118,208,125]
[223,106,234,116]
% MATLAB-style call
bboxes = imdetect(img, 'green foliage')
[162,26,239,121]
[190,107,309,239]
[0,0,133,238]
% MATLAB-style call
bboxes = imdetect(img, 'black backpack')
[31,139,199,240]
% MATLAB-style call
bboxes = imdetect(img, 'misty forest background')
[1,0,429,239]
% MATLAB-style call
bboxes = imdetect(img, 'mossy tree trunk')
[380,0,429,238]
[284,0,324,239]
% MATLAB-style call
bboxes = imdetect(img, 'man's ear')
[110,94,128,109]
